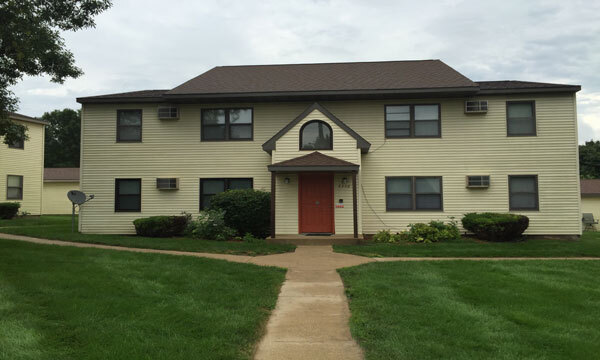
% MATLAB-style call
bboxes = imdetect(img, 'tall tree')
[580,140,600,179]
[0,0,111,145]
[43,109,80,168]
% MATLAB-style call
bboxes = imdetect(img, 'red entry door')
[299,173,334,233]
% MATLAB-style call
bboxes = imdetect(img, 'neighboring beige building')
[76,60,582,237]
[581,179,600,229]
[43,168,80,214]
[0,112,47,215]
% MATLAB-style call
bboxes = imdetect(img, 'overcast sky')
[11,0,600,143]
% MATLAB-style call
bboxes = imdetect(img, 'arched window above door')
[300,120,333,150]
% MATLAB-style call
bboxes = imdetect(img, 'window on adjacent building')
[300,120,333,150]
[200,178,253,209]
[507,101,536,136]
[201,108,253,141]
[8,138,24,149]
[385,104,440,138]
[6,175,23,200]
[115,178,141,212]
[386,176,442,211]
[117,110,142,142]
[509,175,539,210]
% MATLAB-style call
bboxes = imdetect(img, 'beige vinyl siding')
[320,94,580,235]
[0,120,45,215]
[275,173,298,234]
[80,94,580,235]
[43,181,80,214]
[581,196,600,230]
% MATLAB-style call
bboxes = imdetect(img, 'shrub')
[372,219,460,244]
[403,220,461,243]
[242,232,264,243]
[462,212,529,242]
[0,202,20,219]
[208,189,270,238]
[187,209,236,241]
[372,229,403,243]
[133,215,189,237]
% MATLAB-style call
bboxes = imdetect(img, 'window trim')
[6,175,23,200]
[384,104,441,139]
[506,100,537,137]
[385,176,443,211]
[200,178,254,210]
[508,175,539,211]
[114,178,142,212]
[299,120,333,151]
[201,108,254,142]
[116,109,143,143]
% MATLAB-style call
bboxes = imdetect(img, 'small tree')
[0,0,112,144]
[580,140,600,179]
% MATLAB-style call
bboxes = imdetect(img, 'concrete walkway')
[2,232,600,360]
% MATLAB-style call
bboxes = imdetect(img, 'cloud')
[9,0,600,140]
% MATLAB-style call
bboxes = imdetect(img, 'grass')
[0,215,295,256]
[334,231,600,258]
[0,238,286,360]
[339,260,600,359]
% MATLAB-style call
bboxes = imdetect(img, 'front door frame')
[298,172,335,234]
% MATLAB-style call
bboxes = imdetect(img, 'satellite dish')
[67,190,87,205]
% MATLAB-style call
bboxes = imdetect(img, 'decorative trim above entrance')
[262,102,371,154]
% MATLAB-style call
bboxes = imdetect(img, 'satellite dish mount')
[67,190,94,233]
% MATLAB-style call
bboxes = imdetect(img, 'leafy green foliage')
[42,109,81,167]
[132,215,189,237]
[462,212,529,242]
[208,189,271,238]
[187,209,236,241]
[580,140,600,179]
[372,220,460,244]
[0,202,20,219]
[0,0,111,143]
[242,232,264,243]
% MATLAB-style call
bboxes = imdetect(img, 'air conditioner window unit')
[158,106,179,119]
[465,100,488,113]
[466,175,490,188]
[156,178,179,190]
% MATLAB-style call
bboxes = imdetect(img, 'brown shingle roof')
[8,112,48,125]
[166,60,477,96]
[581,179,600,196]
[476,80,580,93]
[77,90,168,103]
[267,152,359,172]
[76,60,582,104]
[44,168,80,181]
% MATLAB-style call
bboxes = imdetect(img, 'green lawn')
[334,231,600,258]
[0,239,285,360]
[0,215,295,256]
[339,261,600,360]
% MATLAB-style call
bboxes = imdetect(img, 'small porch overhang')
[267,151,359,173]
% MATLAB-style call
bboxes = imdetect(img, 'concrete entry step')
[267,234,362,245]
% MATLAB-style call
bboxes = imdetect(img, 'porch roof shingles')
[267,152,359,172]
